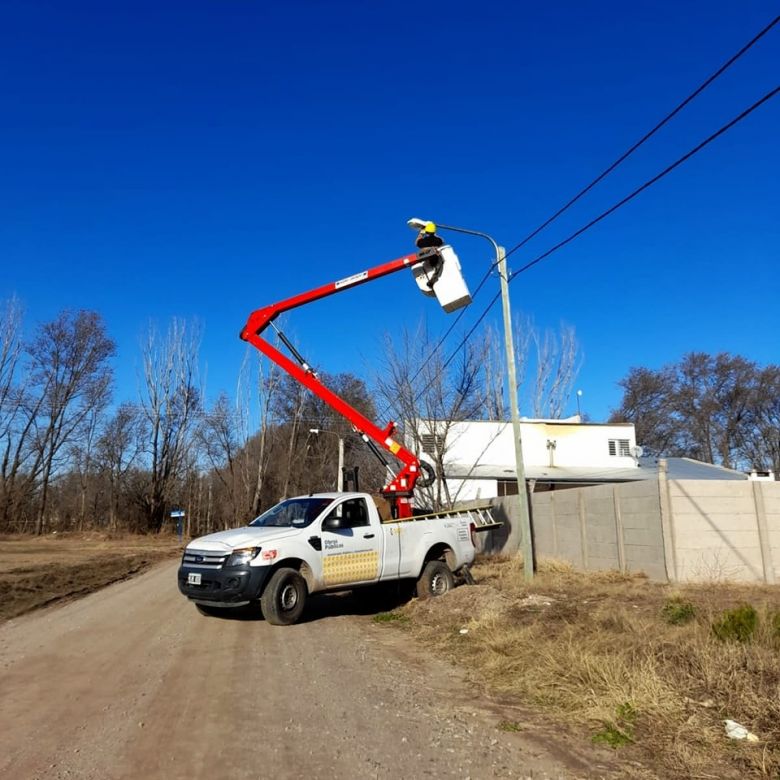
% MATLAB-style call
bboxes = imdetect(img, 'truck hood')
[186,526,301,552]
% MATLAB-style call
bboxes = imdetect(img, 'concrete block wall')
[618,479,667,581]
[480,478,780,584]
[582,486,621,571]
[763,482,780,583]
[492,481,668,580]
[664,480,763,582]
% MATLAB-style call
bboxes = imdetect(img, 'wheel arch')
[262,558,315,594]
[420,543,456,576]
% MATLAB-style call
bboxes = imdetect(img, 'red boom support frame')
[240,251,428,519]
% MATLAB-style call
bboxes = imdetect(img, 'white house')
[410,416,641,501]
[409,417,750,502]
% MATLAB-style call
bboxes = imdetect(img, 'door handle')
[363,533,375,539]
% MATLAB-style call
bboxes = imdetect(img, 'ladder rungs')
[401,504,503,530]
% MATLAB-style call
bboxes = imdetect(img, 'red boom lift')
[240,224,471,520]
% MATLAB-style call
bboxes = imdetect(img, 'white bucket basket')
[411,245,472,313]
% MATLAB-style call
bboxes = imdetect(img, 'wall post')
[578,489,589,569]
[657,459,678,582]
[752,481,775,584]
[612,485,627,573]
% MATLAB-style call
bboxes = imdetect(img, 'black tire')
[260,567,307,626]
[416,461,436,488]
[416,560,455,599]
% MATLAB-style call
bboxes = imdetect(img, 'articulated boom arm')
[240,251,432,519]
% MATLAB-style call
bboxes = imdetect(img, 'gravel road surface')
[0,562,623,779]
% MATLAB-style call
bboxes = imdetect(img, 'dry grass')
[390,556,780,779]
[0,533,182,621]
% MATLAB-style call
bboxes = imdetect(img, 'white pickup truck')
[177,492,478,625]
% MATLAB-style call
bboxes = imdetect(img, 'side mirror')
[323,516,342,530]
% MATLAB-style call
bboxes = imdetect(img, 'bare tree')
[198,392,242,526]
[482,315,581,420]
[376,323,486,509]
[530,321,581,418]
[610,365,679,456]
[242,347,281,517]
[0,297,23,440]
[274,375,307,499]
[482,323,508,421]
[97,403,145,531]
[70,402,102,531]
[611,352,775,471]
[0,297,32,530]
[27,310,115,534]
[739,366,780,475]
[140,319,201,532]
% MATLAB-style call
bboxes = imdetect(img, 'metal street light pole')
[309,428,345,492]
[407,219,534,580]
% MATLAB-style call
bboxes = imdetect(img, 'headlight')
[225,547,262,567]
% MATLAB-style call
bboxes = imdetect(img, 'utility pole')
[407,218,535,580]
[497,246,534,581]
[337,436,345,492]
[310,428,346,492]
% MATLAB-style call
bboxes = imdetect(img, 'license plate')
[187,572,202,585]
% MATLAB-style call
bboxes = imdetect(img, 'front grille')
[182,549,229,569]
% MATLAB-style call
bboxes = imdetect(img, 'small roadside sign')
[170,509,185,541]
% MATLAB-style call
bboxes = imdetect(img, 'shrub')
[592,702,636,749]
[712,604,757,642]
[661,597,696,625]
[372,611,408,624]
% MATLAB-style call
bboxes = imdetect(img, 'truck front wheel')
[416,560,455,599]
[261,567,307,625]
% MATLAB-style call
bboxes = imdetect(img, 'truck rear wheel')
[416,560,454,599]
[261,567,307,625]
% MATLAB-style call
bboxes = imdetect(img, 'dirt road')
[0,562,621,780]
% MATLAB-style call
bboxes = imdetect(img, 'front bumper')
[177,562,271,604]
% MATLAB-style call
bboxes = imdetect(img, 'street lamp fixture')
[406,217,534,581]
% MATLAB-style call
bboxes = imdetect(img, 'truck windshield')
[249,497,333,529]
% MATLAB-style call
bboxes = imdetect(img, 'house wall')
[444,477,497,502]
[478,478,780,584]
[423,419,637,473]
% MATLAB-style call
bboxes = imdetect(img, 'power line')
[428,83,780,388]
[502,12,780,260]
[378,14,779,421]
[507,83,780,280]
[377,264,495,416]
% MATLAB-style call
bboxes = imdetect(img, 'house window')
[608,439,631,457]
[497,479,518,497]
[420,433,445,456]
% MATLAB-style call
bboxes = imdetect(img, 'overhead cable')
[430,83,780,386]
[380,14,780,421]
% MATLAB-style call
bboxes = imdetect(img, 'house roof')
[638,457,748,481]
[426,416,633,428]
[444,457,748,483]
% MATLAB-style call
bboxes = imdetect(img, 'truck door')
[320,497,381,588]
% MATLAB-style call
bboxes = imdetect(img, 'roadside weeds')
[377,556,780,779]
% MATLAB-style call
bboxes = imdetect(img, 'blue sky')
[1,1,778,422]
